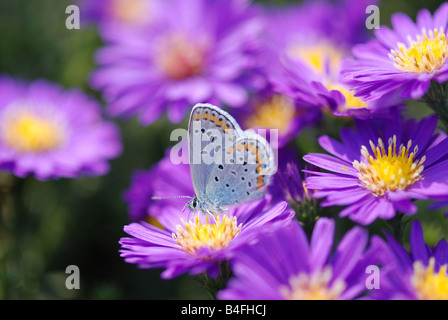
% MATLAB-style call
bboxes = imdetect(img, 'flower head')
[304,114,448,225]
[372,220,448,300]
[342,2,448,101]
[261,0,400,119]
[0,76,121,180]
[218,218,376,300]
[232,90,321,148]
[78,0,163,29]
[91,0,264,124]
[123,147,192,222]
[121,144,293,278]
[120,198,292,279]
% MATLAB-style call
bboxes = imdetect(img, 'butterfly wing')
[188,103,243,202]
[204,130,276,208]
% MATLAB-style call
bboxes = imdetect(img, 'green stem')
[423,81,448,132]
[292,198,320,238]
[387,213,405,245]
[194,261,232,300]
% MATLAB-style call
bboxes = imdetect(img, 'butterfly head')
[187,196,200,211]
[187,196,224,215]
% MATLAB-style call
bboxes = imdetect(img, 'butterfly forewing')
[188,103,242,201]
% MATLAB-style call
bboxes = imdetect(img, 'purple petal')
[309,218,334,271]
[410,220,430,265]
[303,154,358,176]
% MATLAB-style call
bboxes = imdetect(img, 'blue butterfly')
[186,103,276,215]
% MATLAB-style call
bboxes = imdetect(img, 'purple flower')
[342,3,448,101]
[231,81,321,148]
[275,161,312,205]
[372,220,448,299]
[120,142,293,278]
[303,114,448,225]
[123,146,192,222]
[218,218,377,300]
[0,76,122,180]
[119,199,293,279]
[78,0,162,29]
[90,0,265,125]
[261,0,400,119]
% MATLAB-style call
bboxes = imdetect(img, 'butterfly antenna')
[151,195,192,201]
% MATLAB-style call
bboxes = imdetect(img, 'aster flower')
[90,0,265,125]
[372,220,448,300]
[342,3,448,126]
[274,161,319,234]
[78,0,162,29]
[0,76,122,180]
[231,81,321,148]
[121,141,293,280]
[218,217,378,300]
[123,147,192,222]
[262,0,400,119]
[119,199,293,279]
[303,114,448,225]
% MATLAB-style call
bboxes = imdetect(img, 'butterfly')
[186,103,276,215]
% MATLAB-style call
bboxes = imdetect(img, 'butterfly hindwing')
[204,132,276,208]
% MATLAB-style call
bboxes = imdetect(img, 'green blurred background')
[0,0,446,299]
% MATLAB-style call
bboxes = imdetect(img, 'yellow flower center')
[288,42,344,78]
[412,257,448,300]
[245,95,296,133]
[173,215,241,256]
[328,84,368,110]
[112,0,149,25]
[2,108,66,152]
[156,34,206,80]
[390,28,448,73]
[280,267,346,300]
[353,135,425,196]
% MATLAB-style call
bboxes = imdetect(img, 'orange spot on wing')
[226,146,235,154]
[256,183,266,190]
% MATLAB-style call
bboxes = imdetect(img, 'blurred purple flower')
[304,114,448,225]
[78,0,163,29]
[232,82,321,148]
[260,0,400,118]
[90,0,265,125]
[0,76,122,180]
[123,146,192,222]
[342,3,448,101]
[218,218,378,300]
[371,220,448,299]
